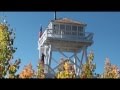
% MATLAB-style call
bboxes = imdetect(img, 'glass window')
[80,33,84,36]
[66,25,71,35]
[53,24,59,30]
[78,26,83,32]
[66,25,71,30]
[61,29,65,35]
[72,26,77,31]
[72,32,77,35]
[72,26,77,35]
[66,31,71,35]
[53,29,56,34]
[60,24,65,30]
[57,29,61,34]
[78,32,85,36]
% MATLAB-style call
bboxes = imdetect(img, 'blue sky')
[1,12,120,74]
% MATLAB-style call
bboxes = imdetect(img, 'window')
[61,29,65,35]
[78,26,83,32]
[72,26,77,31]
[66,31,71,35]
[72,26,77,35]
[53,24,59,30]
[78,32,85,37]
[66,25,71,35]
[72,32,77,35]
[53,29,57,34]
[66,25,71,30]
[53,24,59,34]
[57,29,61,35]
[80,33,84,36]
[60,24,65,30]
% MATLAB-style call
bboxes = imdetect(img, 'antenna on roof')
[54,11,56,20]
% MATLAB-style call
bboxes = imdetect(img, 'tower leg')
[38,40,41,59]
[39,48,41,59]
[73,52,77,75]
[47,45,52,74]
[44,46,48,73]
[78,46,88,76]
[84,46,88,62]
[78,47,84,75]
[45,46,47,64]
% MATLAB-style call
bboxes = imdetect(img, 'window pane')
[66,31,71,35]
[78,26,83,32]
[61,29,65,35]
[72,26,77,31]
[72,32,77,35]
[60,24,65,30]
[66,25,71,30]
[53,29,56,34]
[53,24,59,30]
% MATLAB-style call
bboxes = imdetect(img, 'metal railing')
[39,29,94,45]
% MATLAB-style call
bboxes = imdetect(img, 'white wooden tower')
[38,14,94,78]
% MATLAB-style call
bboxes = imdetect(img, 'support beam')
[53,50,80,71]
[78,48,84,75]
[84,46,88,62]
[52,57,59,64]
[46,44,88,77]
[56,46,80,68]
[47,45,52,73]
[76,56,81,63]
[44,46,48,65]
[38,40,41,59]
[39,46,45,59]
[74,52,77,74]
[39,48,41,59]
[69,53,75,58]
[44,46,48,73]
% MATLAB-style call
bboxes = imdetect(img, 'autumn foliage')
[0,23,21,78]
[56,59,76,78]
[101,58,120,78]
[0,20,120,79]
[19,63,34,78]
[80,51,96,78]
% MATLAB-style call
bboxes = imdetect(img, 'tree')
[80,51,96,78]
[0,21,21,78]
[8,59,21,78]
[102,58,120,78]
[19,63,34,78]
[56,59,76,79]
[36,60,45,78]
[36,53,45,78]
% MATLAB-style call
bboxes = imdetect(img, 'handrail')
[85,32,94,41]
[39,29,94,45]
[39,30,48,46]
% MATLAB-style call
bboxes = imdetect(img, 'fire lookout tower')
[38,14,94,78]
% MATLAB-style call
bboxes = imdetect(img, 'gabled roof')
[51,18,87,26]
